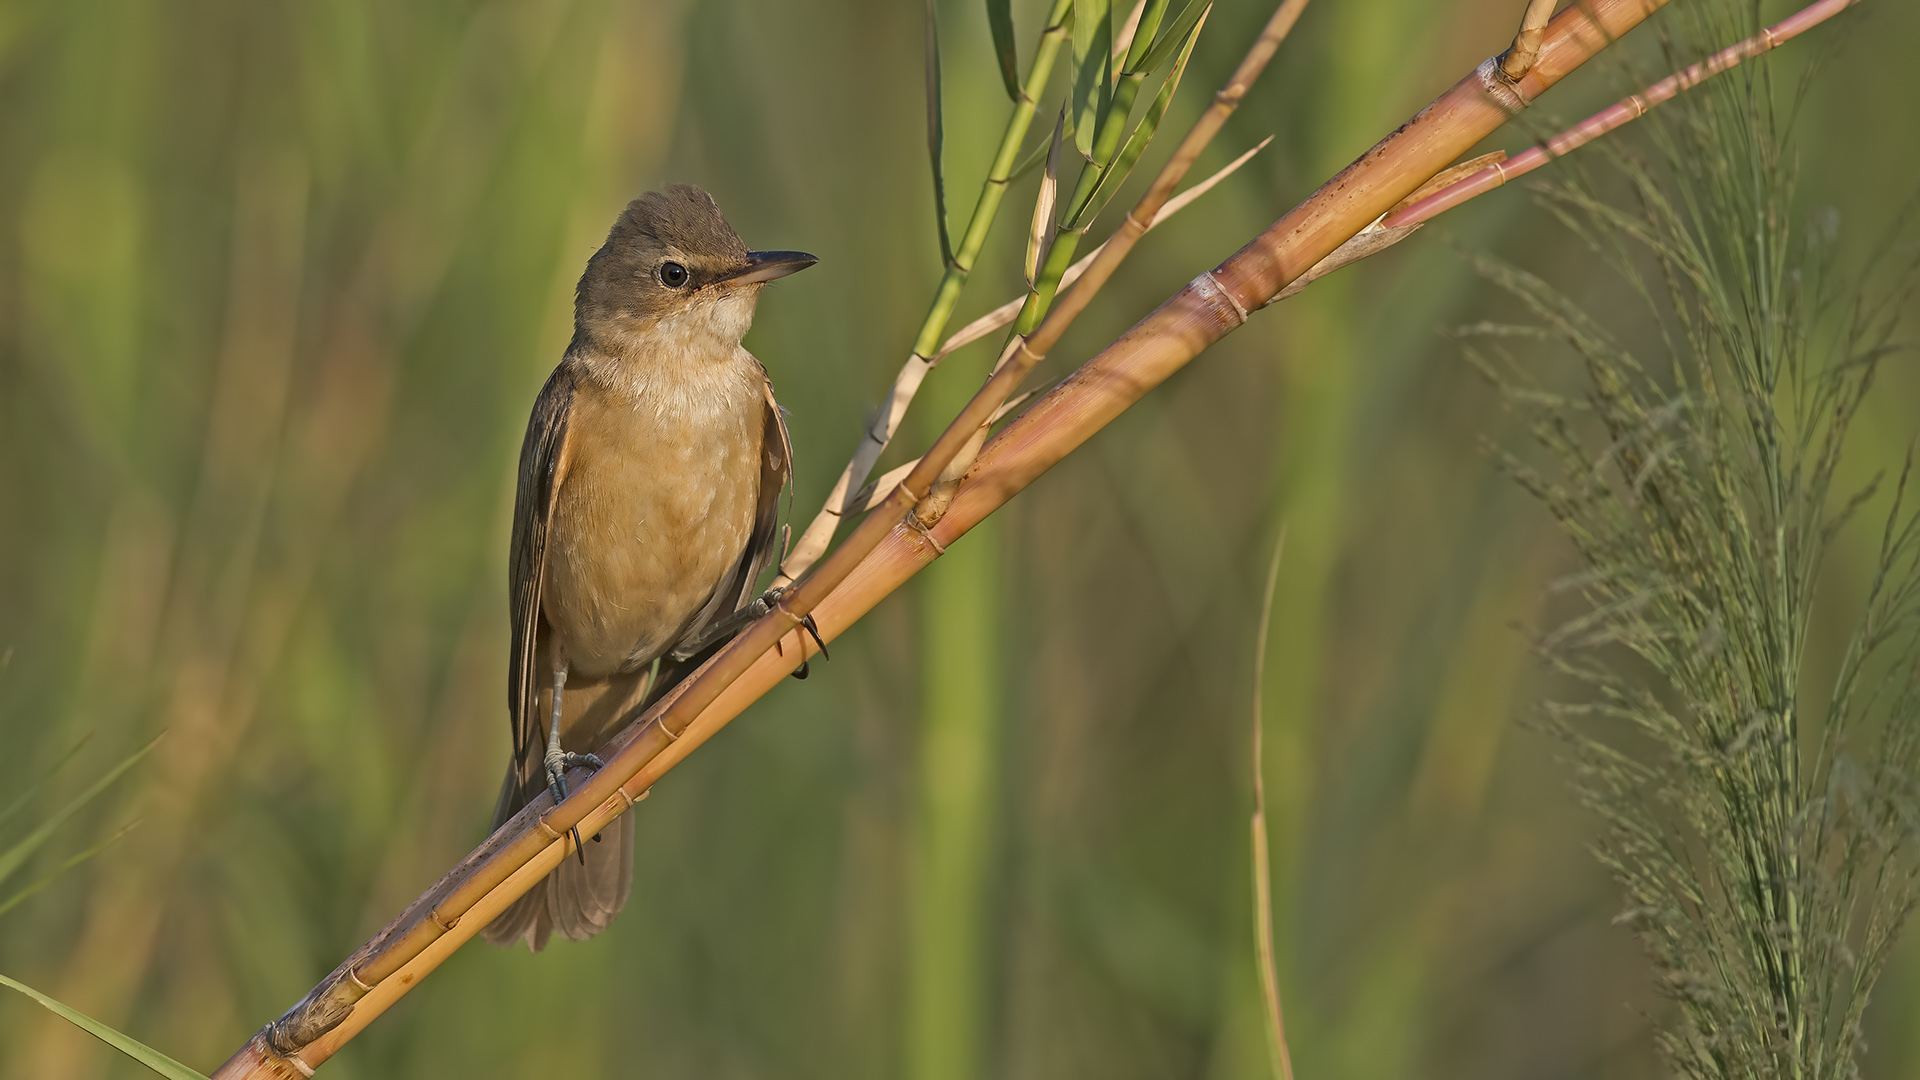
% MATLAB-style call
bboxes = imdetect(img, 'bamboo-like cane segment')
[212,1,1679,1073]
[1501,0,1561,80]
[1386,0,1863,229]
[775,0,1076,588]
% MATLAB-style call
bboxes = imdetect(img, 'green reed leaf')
[1070,0,1112,159]
[925,0,953,267]
[1138,0,1206,73]
[986,0,1021,100]
[0,973,210,1080]
[1072,3,1203,227]
[1119,0,1172,74]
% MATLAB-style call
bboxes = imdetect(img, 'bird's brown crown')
[574,184,753,332]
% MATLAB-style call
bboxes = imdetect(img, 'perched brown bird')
[482,185,814,951]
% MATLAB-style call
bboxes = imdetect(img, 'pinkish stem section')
[1384,0,1860,229]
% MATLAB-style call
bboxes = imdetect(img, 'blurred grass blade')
[1027,109,1065,286]
[986,0,1021,100]
[1138,0,1207,71]
[0,973,210,1080]
[1250,528,1296,1080]
[1075,4,1205,224]
[0,734,91,828]
[0,818,140,921]
[0,736,158,890]
[1070,0,1112,159]
[925,0,954,267]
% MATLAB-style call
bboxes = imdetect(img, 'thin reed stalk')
[1250,529,1294,1080]
[208,2,1679,1074]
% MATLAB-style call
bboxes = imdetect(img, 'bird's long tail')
[479,800,633,953]
[479,664,662,952]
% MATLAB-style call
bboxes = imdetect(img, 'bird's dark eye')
[658,261,689,288]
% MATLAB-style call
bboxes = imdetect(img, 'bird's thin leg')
[667,587,784,662]
[542,663,605,863]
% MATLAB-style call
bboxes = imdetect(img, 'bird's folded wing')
[504,362,579,788]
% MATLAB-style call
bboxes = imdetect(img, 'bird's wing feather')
[670,375,792,658]
[506,363,577,776]
[740,376,794,609]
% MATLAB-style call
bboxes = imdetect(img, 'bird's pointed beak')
[719,250,818,286]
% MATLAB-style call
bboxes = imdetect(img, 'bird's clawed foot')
[544,747,606,807]
[545,722,604,864]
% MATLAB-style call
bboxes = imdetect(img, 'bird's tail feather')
[480,798,633,952]
[477,654,710,952]
[479,664,653,953]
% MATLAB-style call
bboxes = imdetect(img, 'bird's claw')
[543,749,605,864]
[789,613,829,680]
[798,613,829,660]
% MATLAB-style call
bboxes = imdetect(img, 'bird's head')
[573,184,816,354]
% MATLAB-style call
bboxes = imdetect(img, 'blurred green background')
[1,0,1915,1077]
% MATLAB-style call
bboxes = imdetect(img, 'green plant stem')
[906,375,1003,1080]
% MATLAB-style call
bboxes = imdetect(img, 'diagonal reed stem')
[212,1,1679,1074]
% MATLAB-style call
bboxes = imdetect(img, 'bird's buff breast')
[541,369,764,678]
